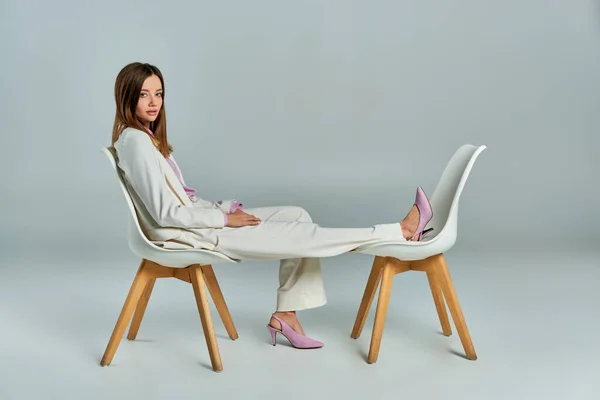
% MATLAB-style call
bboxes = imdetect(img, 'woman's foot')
[399,187,433,240]
[269,311,305,335]
[400,205,421,239]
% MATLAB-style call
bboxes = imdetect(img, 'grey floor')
[1,247,599,400]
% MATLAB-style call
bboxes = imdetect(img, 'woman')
[111,62,433,350]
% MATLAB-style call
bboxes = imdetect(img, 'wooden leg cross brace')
[351,254,477,364]
[100,260,238,372]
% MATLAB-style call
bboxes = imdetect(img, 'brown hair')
[111,62,171,157]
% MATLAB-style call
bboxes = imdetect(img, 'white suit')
[114,128,406,311]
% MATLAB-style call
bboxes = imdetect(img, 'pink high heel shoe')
[267,315,324,349]
[409,186,434,241]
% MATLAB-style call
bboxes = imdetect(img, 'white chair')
[351,144,487,364]
[99,147,239,372]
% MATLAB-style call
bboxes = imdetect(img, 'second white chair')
[351,144,487,364]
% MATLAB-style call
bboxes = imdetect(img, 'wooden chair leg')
[201,265,239,340]
[434,255,477,360]
[101,260,150,366]
[425,267,452,336]
[367,261,395,364]
[190,265,223,372]
[351,256,384,339]
[127,277,156,340]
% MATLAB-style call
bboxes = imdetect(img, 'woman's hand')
[225,209,261,227]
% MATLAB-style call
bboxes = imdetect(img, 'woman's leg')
[215,215,406,260]
[273,257,323,335]
[240,206,327,336]
[215,204,422,340]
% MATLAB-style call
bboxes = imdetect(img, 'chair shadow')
[346,316,474,363]
[215,333,231,340]
[351,337,470,363]
[433,330,472,360]
[448,349,470,360]
[126,338,156,343]
[198,362,218,371]
[354,346,370,362]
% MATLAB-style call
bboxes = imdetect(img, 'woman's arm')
[115,129,227,229]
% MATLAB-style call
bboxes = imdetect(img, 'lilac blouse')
[145,128,242,225]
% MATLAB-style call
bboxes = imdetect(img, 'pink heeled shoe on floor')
[409,186,434,241]
[267,315,324,349]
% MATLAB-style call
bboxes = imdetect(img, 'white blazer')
[113,127,237,250]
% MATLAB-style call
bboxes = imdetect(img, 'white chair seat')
[356,236,448,261]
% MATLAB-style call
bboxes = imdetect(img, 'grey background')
[1,1,599,399]
[2,0,598,259]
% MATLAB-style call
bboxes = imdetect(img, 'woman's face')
[135,74,163,127]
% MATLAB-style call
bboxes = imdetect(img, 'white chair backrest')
[100,146,159,251]
[428,144,487,242]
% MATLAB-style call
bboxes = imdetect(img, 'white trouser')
[213,206,406,311]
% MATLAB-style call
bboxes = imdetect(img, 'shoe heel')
[421,228,434,238]
[267,326,277,346]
